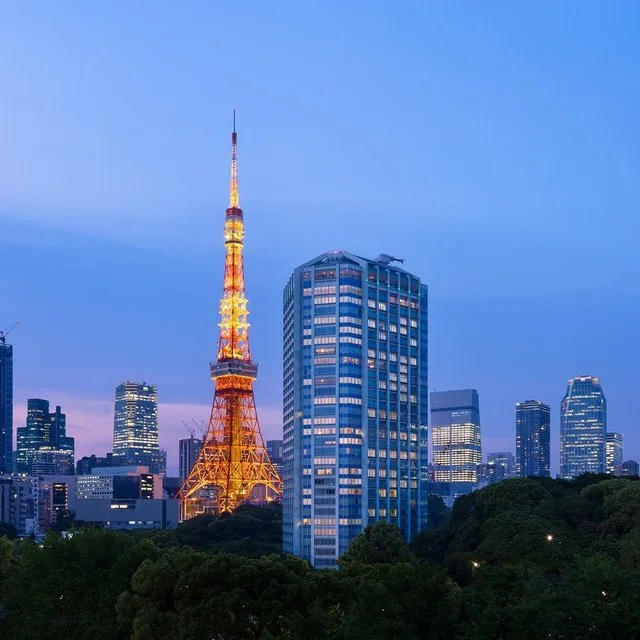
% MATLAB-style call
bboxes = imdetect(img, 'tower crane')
[0,321,20,345]
[181,420,197,439]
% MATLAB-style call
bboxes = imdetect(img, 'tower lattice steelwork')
[179,116,282,519]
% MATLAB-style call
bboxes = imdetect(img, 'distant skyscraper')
[112,382,162,473]
[0,338,13,473]
[76,453,113,475]
[619,460,639,477]
[431,389,481,507]
[283,251,429,568]
[16,399,74,474]
[179,436,202,485]
[560,376,607,479]
[487,451,516,477]
[476,462,507,489]
[266,439,283,477]
[606,432,623,474]
[515,400,551,478]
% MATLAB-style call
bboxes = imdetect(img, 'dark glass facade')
[16,399,74,474]
[515,400,551,478]
[178,437,202,485]
[0,342,13,473]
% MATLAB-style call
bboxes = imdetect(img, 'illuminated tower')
[179,116,282,518]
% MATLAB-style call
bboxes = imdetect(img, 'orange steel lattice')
[178,116,282,519]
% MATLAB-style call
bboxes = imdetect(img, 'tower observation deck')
[178,116,282,518]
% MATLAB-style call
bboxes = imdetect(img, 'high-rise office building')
[560,376,607,479]
[486,451,516,478]
[283,251,429,568]
[431,389,482,507]
[619,460,639,477]
[0,338,13,474]
[476,462,508,488]
[266,439,283,477]
[515,400,551,478]
[606,432,623,474]
[112,382,162,473]
[179,436,202,485]
[76,453,114,475]
[16,399,74,474]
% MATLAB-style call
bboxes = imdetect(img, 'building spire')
[229,109,239,209]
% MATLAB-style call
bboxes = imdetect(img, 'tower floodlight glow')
[178,115,282,518]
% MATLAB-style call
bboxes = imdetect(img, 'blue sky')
[1,2,638,474]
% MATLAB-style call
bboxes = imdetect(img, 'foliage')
[339,521,412,567]
[3,477,640,638]
[174,502,282,556]
[0,529,161,639]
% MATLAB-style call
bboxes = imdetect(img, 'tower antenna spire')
[229,109,239,208]
[178,116,282,518]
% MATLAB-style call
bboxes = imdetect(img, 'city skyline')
[2,3,639,476]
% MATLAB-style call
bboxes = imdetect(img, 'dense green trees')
[3,476,640,638]
[412,475,640,638]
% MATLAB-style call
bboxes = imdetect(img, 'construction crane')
[181,420,197,438]
[181,419,206,439]
[0,321,19,345]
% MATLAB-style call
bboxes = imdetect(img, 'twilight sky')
[1,2,638,476]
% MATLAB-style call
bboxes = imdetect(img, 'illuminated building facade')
[112,382,163,474]
[178,117,281,518]
[606,432,623,474]
[0,340,13,473]
[431,389,481,508]
[283,251,429,568]
[515,400,551,478]
[16,400,74,475]
[560,376,606,479]
[76,466,162,500]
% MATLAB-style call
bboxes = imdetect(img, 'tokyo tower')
[179,115,282,519]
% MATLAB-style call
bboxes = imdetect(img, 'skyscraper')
[619,460,639,477]
[560,376,607,479]
[486,451,516,477]
[606,432,623,474]
[431,389,482,507]
[16,399,74,474]
[515,400,551,478]
[0,337,13,474]
[266,440,283,476]
[283,251,429,568]
[179,436,202,485]
[112,382,162,473]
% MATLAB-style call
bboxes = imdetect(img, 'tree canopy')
[3,476,640,638]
